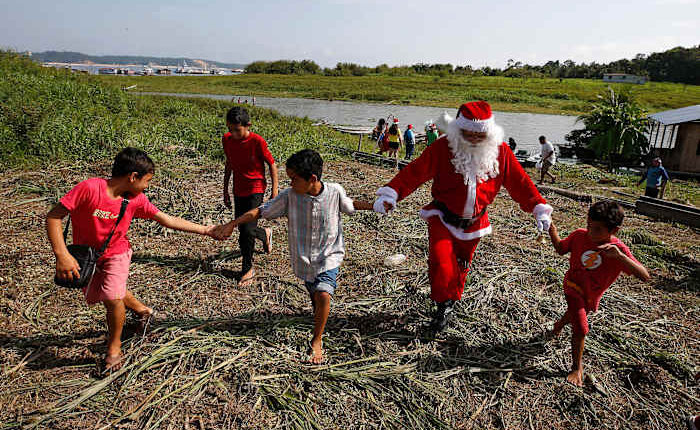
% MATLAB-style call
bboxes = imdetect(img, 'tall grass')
[0,51,360,171]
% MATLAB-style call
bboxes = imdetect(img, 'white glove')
[373,186,398,214]
[373,195,396,214]
[533,203,553,232]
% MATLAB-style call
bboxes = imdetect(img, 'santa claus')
[373,101,553,331]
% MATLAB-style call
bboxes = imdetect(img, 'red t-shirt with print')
[60,178,160,258]
[560,228,640,311]
[222,132,275,197]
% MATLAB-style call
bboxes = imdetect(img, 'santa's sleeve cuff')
[376,186,398,201]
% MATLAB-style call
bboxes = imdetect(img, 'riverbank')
[94,74,700,115]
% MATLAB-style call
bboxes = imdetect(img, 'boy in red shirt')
[222,107,279,286]
[47,148,219,371]
[548,200,650,386]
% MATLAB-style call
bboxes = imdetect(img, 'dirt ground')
[1,157,698,429]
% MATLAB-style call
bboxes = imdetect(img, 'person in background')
[404,124,416,160]
[222,107,278,286]
[508,137,517,152]
[426,123,439,146]
[637,157,669,199]
[386,118,403,166]
[538,135,557,184]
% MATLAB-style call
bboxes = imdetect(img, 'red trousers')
[428,217,480,302]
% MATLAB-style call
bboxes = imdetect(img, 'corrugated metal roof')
[648,104,700,125]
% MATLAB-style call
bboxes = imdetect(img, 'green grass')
[94,73,700,115]
[0,52,360,171]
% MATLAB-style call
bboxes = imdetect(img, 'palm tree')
[566,89,649,171]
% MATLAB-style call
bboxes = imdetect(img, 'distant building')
[648,105,700,173]
[603,73,647,84]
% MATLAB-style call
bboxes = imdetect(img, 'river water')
[141,92,581,155]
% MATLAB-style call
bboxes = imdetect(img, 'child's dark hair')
[111,147,155,178]
[588,200,624,231]
[389,124,398,135]
[226,106,250,125]
[286,149,323,181]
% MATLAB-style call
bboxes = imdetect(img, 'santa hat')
[393,118,399,123]
[407,124,413,129]
[454,101,494,133]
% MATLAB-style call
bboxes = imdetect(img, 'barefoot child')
[215,149,375,364]
[222,106,279,286]
[47,148,219,371]
[548,200,650,386]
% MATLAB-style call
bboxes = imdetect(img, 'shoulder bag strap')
[62,216,71,241]
[98,198,130,254]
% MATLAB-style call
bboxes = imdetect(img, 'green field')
[94,73,700,115]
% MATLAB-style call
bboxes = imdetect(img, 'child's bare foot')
[104,353,124,372]
[136,307,158,332]
[566,368,584,387]
[238,269,256,287]
[263,227,272,254]
[308,340,324,364]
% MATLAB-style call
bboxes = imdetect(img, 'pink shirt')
[60,178,160,258]
[560,228,639,310]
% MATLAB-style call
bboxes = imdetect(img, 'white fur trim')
[454,115,494,133]
[376,186,398,201]
[463,171,477,217]
[420,209,492,240]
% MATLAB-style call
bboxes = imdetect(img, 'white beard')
[446,120,503,184]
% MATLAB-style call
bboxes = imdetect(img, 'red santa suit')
[374,101,551,303]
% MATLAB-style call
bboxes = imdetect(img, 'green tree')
[566,89,649,171]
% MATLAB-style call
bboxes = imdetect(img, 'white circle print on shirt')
[581,250,602,270]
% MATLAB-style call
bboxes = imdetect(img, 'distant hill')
[30,51,246,69]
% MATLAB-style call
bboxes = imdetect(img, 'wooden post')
[357,134,363,151]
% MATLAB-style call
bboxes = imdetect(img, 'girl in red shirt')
[548,201,650,387]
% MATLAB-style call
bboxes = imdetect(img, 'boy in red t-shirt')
[548,200,650,386]
[222,107,279,286]
[47,148,220,371]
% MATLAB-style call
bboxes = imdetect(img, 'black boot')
[431,300,456,332]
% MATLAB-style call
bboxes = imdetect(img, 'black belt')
[432,200,486,229]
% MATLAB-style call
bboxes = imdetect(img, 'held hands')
[209,222,236,240]
[533,203,553,232]
[373,195,396,214]
[56,253,81,281]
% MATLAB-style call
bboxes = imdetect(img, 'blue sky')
[1,0,697,67]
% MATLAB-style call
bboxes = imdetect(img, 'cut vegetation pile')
[0,51,698,429]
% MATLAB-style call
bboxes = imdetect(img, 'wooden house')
[648,105,700,173]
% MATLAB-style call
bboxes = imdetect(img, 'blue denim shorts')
[305,267,339,296]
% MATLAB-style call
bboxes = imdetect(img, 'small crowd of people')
[49,102,657,391]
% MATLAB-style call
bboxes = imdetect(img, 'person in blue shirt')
[403,124,416,160]
[638,157,669,198]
